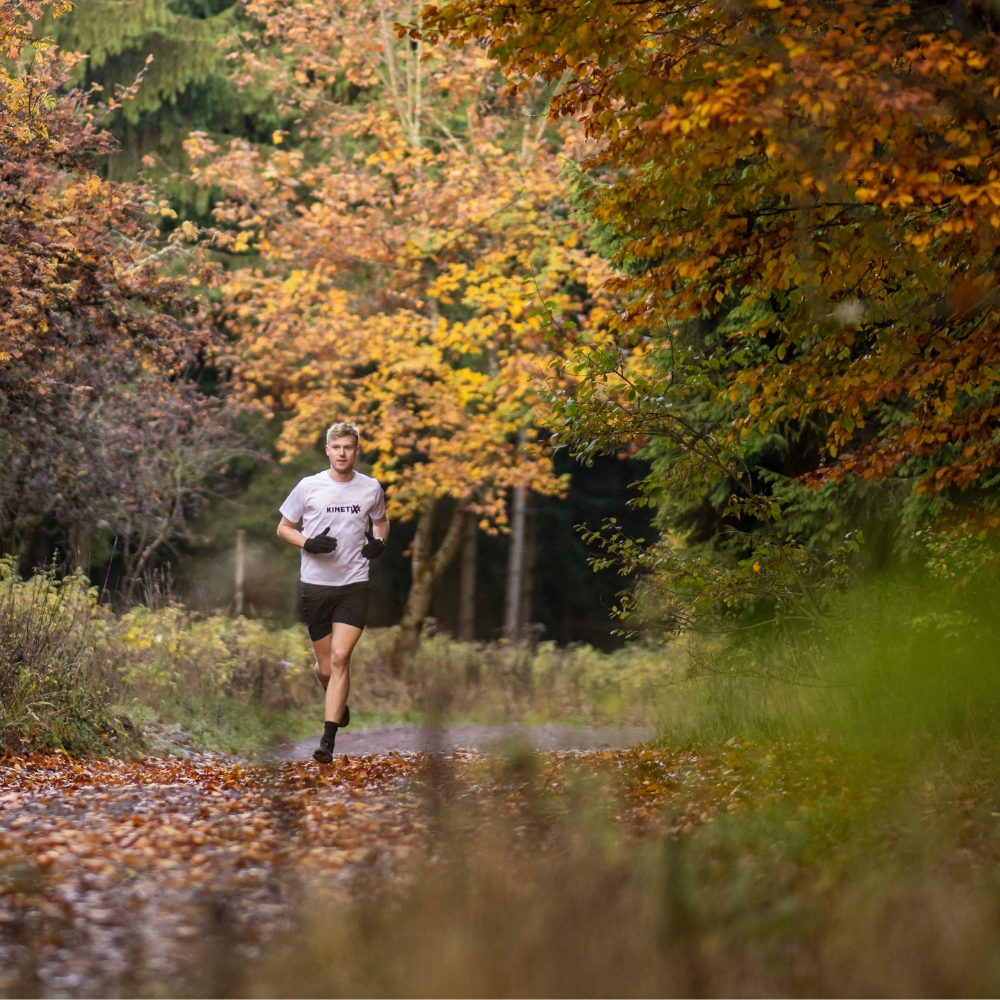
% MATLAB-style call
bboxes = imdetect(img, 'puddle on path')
[273,723,656,761]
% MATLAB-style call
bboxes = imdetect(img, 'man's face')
[326,436,359,472]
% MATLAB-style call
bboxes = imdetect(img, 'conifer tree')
[47,0,280,192]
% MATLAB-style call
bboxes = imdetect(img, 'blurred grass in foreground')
[229,738,1000,996]
[230,576,1000,997]
[663,574,1000,750]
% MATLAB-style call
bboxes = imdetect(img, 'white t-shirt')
[279,470,387,586]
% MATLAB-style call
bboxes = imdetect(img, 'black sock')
[323,720,339,745]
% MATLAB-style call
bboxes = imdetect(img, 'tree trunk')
[234,529,246,617]
[392,496,468,674]
[503,485,527,642]
[519,496,536,637]
[70,523,91,576]
[458,512,477,643]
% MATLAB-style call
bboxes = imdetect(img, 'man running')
[277,422,389,763]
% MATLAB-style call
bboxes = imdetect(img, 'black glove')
[303,527,338,554]
[361,517,385,560]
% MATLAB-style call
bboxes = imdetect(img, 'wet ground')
[273,722,656,760]
[0,727,672,995]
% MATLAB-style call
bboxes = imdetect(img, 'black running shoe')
[339,704,350,728]
[312,739,334,764]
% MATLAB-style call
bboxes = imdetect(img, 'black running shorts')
[300,582,370,640]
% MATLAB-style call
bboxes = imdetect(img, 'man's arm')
[362,514,390,560]
[277,515,306,548]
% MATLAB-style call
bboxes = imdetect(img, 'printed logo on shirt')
[327,504,362,514]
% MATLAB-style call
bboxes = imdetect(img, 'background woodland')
[5,0,1000,658]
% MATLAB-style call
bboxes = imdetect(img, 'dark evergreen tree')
[46,0,282,212]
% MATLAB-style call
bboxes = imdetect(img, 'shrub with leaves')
[0,560,317,752]
[0,560,127,752]
[0,0,243,584]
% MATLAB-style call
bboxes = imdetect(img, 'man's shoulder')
[297,470,331,489]
[352,470,383,492]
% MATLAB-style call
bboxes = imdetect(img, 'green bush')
[678,575,1000,749]
[0,560,318,753]
[0,560,128,753]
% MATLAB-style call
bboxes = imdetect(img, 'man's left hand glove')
[361,517,385,560]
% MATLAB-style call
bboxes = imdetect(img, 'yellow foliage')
[188,0,615,527]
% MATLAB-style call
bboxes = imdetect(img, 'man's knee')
[330,648,352,673]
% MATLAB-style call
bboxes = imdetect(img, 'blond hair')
[326,421,360,447]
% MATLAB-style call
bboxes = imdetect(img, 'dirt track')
[0,735,725,996]
[272,722,656,760]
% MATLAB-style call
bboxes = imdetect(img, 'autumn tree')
[188,0,612,662]
[0,0,242,593]
[420,0,1000,622]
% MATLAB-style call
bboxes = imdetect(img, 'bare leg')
[312,634,332,692]
[311,623,363,724]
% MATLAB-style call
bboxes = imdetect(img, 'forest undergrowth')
[0,561,675,758]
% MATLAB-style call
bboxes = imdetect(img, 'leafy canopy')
[0,0,238,582]
[189,0,615,528]
[423,0,1000,532]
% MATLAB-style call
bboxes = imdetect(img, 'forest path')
[271,722,656,760]
[0,737,733,996]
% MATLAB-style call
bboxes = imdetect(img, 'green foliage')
[0,560,317,753]
[344,629,685,726]
[0,560,681,754]
[668,572,1000,749]
[556,159,971,640]
[44,0,284,210]
[48,0,234,121]
[0,560,132,754]
[552,290,938,640]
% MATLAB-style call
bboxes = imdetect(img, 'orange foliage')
[423,0,1000,504]
[0,0,228,571]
